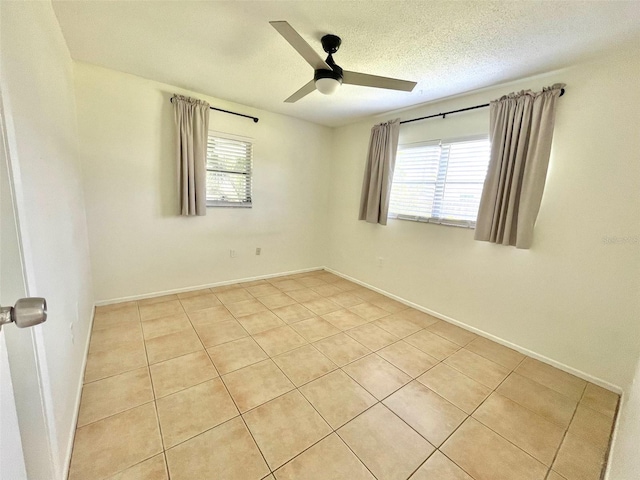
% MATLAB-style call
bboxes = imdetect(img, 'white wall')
[0,1,95,478]
[607,353,640,479]
[327,47,640,389]
[73,63,332,302]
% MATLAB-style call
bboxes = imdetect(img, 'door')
[0,331,26,479]
[0,90,56,479]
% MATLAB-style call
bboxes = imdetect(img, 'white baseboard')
[62,305,95,480]
[325,267,623,394]
[95,266,325,306]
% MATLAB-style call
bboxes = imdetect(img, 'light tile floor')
[69,270,620,480]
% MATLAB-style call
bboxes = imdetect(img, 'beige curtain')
[173,94,210,216]
[475,84,565,248]
[358,119,400,225]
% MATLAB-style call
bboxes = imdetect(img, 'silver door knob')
[0,298,47,331]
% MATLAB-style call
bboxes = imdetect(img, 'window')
[389,136,490,227]
[206,133,252,207]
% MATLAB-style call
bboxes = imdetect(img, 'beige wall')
[74,63,332,302]
[607,352,640,479]
[327,47,640,389]
[0,2,95,477]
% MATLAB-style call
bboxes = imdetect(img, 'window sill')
[206,202,252,208]
[389,215,476,229]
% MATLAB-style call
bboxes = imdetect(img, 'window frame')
[388,134,490,228]
[205,131,253,208]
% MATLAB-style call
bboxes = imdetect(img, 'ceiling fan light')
[315,77,341,95]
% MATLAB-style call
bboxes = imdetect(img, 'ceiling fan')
[270,21,417,103]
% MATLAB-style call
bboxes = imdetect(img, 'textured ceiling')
[52,1,640,127]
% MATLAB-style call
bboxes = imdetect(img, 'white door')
[0,331,27,479]
[0,92,56,479]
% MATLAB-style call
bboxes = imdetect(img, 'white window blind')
[206,133,252,207]
[389,136,490,227]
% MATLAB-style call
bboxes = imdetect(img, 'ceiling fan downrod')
[315,34,344,84]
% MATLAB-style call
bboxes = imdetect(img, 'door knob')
[0,298,47,331]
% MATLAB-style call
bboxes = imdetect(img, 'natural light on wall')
[388,136,491,227]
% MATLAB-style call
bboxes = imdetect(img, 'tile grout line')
[156,415,244,457]
[74,397,157,430]
[81,360,143,386]
[139,301,172,480]
[490,372,584,429]
[403,449,439,480]
[82,320,147,385]
[544,381,589,479]
[330,405,384,480]
[599,396,623,480]
[437,448,479,480]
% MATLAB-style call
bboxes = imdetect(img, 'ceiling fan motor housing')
[314,62,343,83]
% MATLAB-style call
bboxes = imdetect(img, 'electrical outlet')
[377,256,384,267]
[230,250,237,258]
[256,248,261,255]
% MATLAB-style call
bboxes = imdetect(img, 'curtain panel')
[173,94,210,216]
[358,118,401,225]
[475,83,565,248]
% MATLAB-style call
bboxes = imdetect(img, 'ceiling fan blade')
[270,21,331,71]
[343,71,417,92]
[285,80,316,103]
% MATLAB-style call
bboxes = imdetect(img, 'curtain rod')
[400,88,565,125]
[170,97,259,123]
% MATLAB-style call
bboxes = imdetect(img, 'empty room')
[1,1,639,479]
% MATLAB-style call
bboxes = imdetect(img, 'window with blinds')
[206,133,252,207]
[389,136,490,227]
